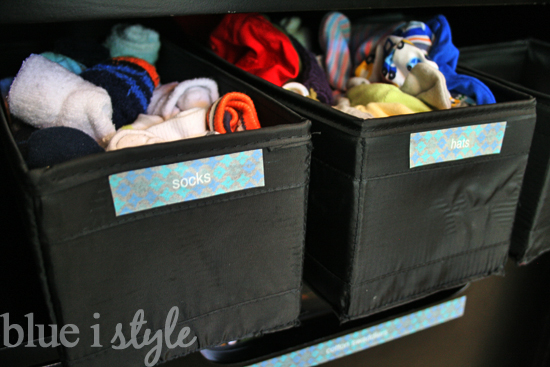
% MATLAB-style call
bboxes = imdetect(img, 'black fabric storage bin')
[0,40,311,367]
[460,39,550,264]
[182,40,536,321]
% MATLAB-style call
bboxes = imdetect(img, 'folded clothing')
[426,15,495,105]
[104,24,161,65]
[347,83,432,113]
[8,54,115,146]
[207,92,261,134]
[288,35,333,105]
[356,102,417,117]
[81,57,157,129]
[210,13,300,87]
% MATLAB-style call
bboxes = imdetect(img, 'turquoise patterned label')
[247,296,466,367]
[109,149,264,216]
[410,122,506,168]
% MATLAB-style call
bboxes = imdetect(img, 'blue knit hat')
[81,58,156,129]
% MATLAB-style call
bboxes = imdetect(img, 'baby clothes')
[210,13,300,87]
[347,83,432,113]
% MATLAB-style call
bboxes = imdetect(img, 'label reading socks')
[410,122,506,168]
[109,149,265,216]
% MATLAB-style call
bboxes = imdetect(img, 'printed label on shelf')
[410,122,506,168]
[247,296,467,367]
[109,149,265,216]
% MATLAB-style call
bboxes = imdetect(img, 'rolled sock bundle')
[113,56,160,87]
[40,52,86,74]
[107,108,208,151]
[207,92,261,134]
[105,24,161,65]
[146,82,179,116]
[106,130,164,151]
[123,114,164,130]
[81,57,156,129]
[8,54,115,145]
[23,126,104,169]
[147,78,219,120]
[148,108,207,140]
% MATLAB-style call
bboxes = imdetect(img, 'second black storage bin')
[183,37,537,321]
[460,39,550,264]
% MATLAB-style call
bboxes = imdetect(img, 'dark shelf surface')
[0,0,545,24]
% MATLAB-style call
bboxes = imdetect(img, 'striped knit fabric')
[81,58,156,129]
[392,21,434,54]
[319,12,352,91]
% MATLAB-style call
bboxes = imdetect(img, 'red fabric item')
[209,13,300,87]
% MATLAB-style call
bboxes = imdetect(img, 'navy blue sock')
[23,127,104,169]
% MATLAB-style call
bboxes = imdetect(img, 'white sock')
[159,78,218,120]
[8,54,115,146]
[107,108,208,151]
[148,108,207,141]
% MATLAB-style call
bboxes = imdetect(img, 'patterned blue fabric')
[427,15,496,105]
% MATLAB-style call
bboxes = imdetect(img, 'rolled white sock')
[123,113,164,130]
[107,108,208,151]
[160,78,218,120]
[107,130,164,151]
[148,107,207,141]
[8,54,115,146]
[146,82,178,116]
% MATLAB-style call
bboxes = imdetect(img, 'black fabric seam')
[370,151,530,180]
[311,150,528,182]
[353,240,509,286]
[347,138,367,307]
[50,182,307,244]
[346,262,505,319]
[43,135,311,183]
